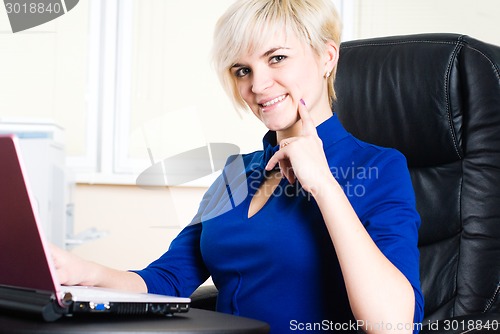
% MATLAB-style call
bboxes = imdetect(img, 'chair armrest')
[421,313,500,333]
[189,285,218,311]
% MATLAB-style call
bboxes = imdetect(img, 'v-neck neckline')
[245,171,286,220]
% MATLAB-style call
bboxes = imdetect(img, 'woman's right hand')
[49,243,148,293]
[49,243,97,286]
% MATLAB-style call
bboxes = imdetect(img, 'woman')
[53,0,424,332]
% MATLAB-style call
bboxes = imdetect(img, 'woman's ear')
[323,40,339,75]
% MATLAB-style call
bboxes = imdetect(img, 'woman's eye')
[234,68,250,78]
[270,55,287,64]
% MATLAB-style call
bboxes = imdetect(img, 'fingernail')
[300,99,306,106]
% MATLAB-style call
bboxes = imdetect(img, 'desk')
[0,308,270,334]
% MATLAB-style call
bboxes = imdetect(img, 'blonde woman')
[53,0,424,332]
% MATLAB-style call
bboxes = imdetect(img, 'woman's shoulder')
[330,131,409,171]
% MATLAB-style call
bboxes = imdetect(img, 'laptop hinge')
[0,285,68,321]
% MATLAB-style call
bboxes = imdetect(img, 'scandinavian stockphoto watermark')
[136,145,379,201]
[135,143,379,224]
[247,162,379,199]
[3,0,79,33]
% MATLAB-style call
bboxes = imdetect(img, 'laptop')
[0,135,190,321]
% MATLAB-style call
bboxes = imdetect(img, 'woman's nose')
[251,69,273,94]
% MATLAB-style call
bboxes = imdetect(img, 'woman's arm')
[266,101,416,334]
[50,244,147,293]
[314,178,415,334]
[51,191,212,297]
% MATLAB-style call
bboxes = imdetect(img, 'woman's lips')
[259,94,288,112]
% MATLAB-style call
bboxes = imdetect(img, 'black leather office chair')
[191,33,500,333]
[334,33,500,333]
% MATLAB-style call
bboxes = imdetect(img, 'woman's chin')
[262,117,299,133]
[255,105,299,132]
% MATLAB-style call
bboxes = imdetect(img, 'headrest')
[334,34,500,167]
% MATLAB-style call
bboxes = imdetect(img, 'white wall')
[72,184,207,270]
[353,0,500,45]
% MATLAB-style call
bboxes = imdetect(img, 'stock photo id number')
[3,0,79,33]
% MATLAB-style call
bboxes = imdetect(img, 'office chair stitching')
[443,42,464,160]
[464,46,500,83]
[342,39,500,82]
[340,38,500,84]
[482,281,500,313]
[459,327,484,334]
[451,162,465,319]
[340,40,457,50]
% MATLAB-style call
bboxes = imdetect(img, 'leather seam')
[443,42,464,160]
[340,40,459,50]
[460,327,484,334]
[464,45,500,84]
[340,36,500,84]
[482,281,500,313]
[452,161,465,318]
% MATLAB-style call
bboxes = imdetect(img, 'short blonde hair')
[212,0,342,111]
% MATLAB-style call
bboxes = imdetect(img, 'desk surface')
[0,308,270,334]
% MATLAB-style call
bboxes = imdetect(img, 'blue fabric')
[135,114,424,333]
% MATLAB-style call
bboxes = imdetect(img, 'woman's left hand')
[265,99,333,196]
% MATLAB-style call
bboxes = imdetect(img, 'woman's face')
[231,31,331,136]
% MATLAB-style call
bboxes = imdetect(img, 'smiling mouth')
[259,94,288,108]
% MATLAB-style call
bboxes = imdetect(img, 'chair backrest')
[334,33,500,323]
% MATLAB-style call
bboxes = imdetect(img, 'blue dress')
[135,113,424,333]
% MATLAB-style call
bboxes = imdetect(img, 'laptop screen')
[0,135,59,294]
